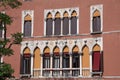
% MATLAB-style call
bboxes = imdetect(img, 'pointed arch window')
[72,46,80,76]
[53,47,60,68]
[62,46,70,77]
[63,46,70,68]
[63,11,69,35]
[71,11,77,35]
[43,47,50,68]
[92,44,103,74]
[92,10,101,33]
[20,47,31,75]
[52,47,60,76]
[46,13,53,36]
[54,12,61,35]
[43,47,50,76]
[24,14,32,37]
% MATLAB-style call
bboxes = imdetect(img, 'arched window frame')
[54,12,61,36]
[22,10,34,37]
[44,8,79,37]
[90,4,103,34]
[46,12,53,36]
[42,47,51,76]
[71,11,78,35]
[20,47,31,75]
[72,45,80,76]
[92,44,103,76]
[63,11,69,35]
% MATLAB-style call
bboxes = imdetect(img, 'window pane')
[72,53,79,68]
[46,18,53,36]
[53,55,60,68]
[24,21,31,37]
[63,17,69,35]
[63,54,69,68]
[43,54,50,68]
[93,16,101,32]
[23,54,31,74]
[71,17,77,34]
[54,18,61,35]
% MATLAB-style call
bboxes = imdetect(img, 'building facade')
[2,0,120,80]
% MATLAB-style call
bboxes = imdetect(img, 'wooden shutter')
[92,51,101,72]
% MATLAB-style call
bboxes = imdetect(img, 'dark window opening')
[43,54,50,68]
[46,18,53,36]
[62,53,70,68]
[63,17,69,35]
[92,16,101,33]
[72,53,79,68]
[53,53,60,68]
[20,54,31,74]
[54,18,61,35]
[24,20,31,37]
[71,17,77,35]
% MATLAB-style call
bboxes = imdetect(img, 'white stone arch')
[22,10,34,37]
[90,4,103,33]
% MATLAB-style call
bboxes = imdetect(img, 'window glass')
[63,17,69,35]
[54,18,61,35]
[24,21,31,37]
[71,16,77,34]
[93,16,101,32]
[46,18,53,36]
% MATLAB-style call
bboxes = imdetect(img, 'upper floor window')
[22,10,33,37]
[54,12,61,35]
[46,12,53,36]
[71,11,77,35]
[90,5,103,34]
[44,8,79,36]
[24,14,32,37]
[63,11,69,35]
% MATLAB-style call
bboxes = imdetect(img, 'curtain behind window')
[46,18,53,36]
[93,16,101,32]
[71,17,77,34]
[54,18,61,35]
[22,54,31,74]
[72,53,79,68]
[24,21,31,37]
[63,17,69,35]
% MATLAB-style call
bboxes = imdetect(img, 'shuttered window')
[92,51,101,72]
